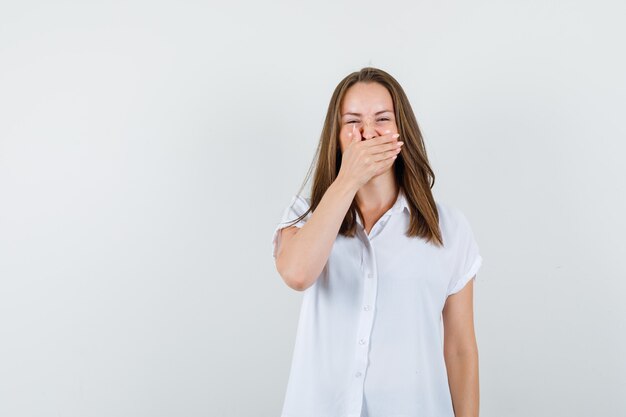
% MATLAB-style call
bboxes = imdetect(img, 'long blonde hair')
[289,67,443,247]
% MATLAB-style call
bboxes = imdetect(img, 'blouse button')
[355,371,362,377]
[367,273,373,279]
[359,338,366,345]
[363,305,371,311]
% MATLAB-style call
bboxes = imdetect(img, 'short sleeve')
[446,209,483,297]
[271,195,311,260]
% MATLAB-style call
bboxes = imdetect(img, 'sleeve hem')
[271,222,305,260]
[447,254,483,297]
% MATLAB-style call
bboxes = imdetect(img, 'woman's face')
[338,81,398,153]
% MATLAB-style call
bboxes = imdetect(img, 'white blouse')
[271,188,483,417]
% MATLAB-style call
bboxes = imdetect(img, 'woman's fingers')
[368,133,402,161]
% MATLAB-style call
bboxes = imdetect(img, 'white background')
[1,1,624,416]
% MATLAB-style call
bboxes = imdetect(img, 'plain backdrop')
[1,1,625,416]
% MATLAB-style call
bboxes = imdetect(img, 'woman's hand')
[336,124,403,191]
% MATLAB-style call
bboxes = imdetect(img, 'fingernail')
[393,133,400,138]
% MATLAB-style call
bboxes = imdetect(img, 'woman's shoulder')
[289,194,311,212]
[295,194,311,205]
[434,199,472,236]
[279,194,311,221]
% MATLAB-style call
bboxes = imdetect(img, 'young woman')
[272,67,483,417]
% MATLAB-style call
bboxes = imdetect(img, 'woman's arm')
[275,129,399,291]
[275,178,357,291]
[442,277,480,417]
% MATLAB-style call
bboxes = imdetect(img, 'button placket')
[350,238,378,417]
[367,212,392,240]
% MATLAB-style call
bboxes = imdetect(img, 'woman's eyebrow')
[342,110,393,117]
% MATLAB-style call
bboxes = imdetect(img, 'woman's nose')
[360,120,377,139]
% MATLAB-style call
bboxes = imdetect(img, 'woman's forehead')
[342,83,393,114]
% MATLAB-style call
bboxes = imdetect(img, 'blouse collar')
[355,188,409,227]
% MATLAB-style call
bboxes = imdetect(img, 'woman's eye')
[346,118,389,124]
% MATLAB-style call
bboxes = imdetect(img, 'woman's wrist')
[332,175,359,197]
